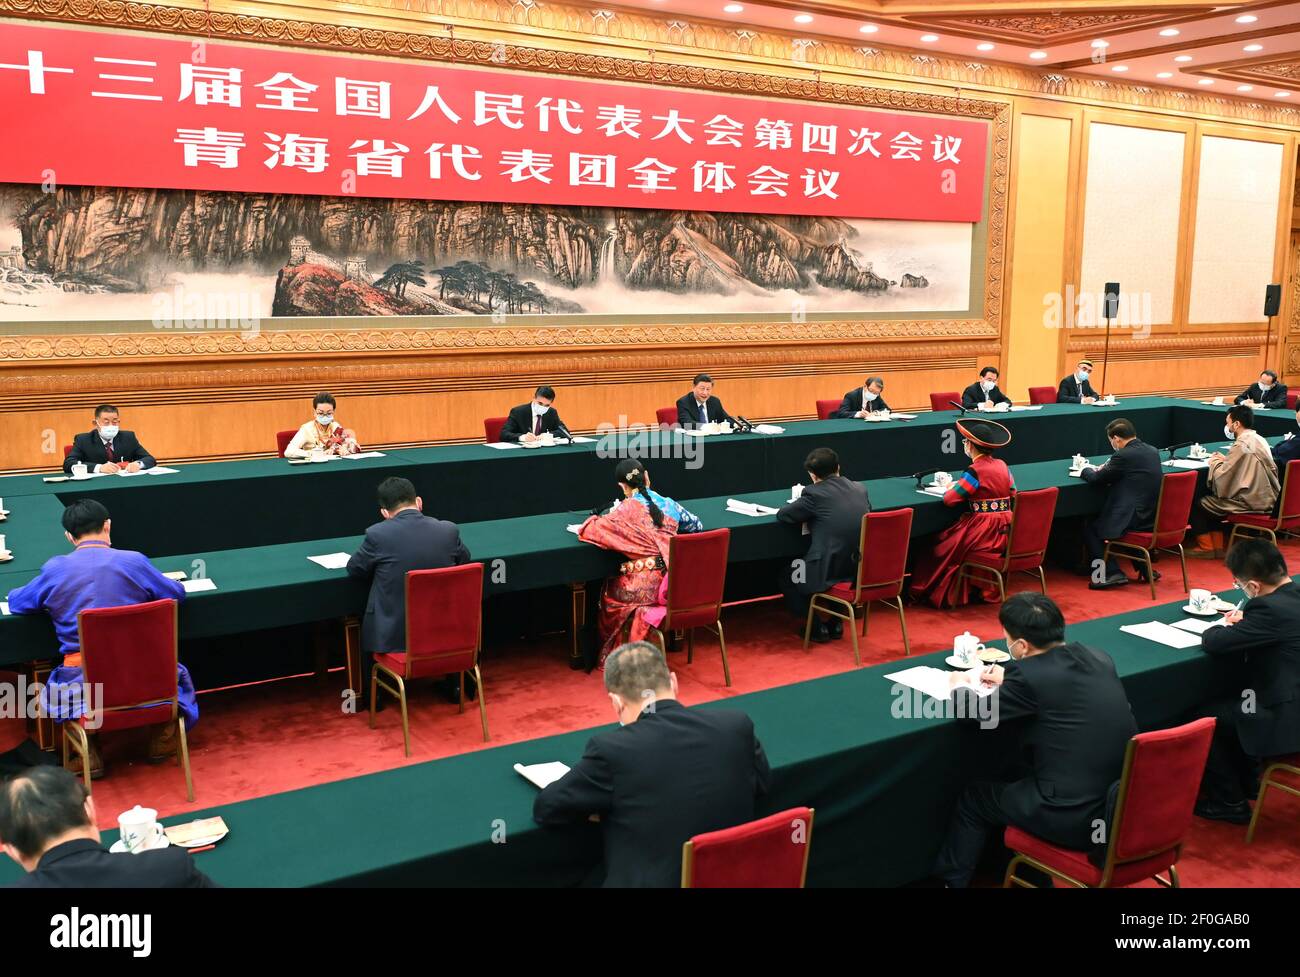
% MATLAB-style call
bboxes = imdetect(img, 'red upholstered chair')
[816,399,841,420]
[643,529,732,686]
[370,562,487,755]
[1004,718,1214,888]
[957,487,1058,601]
[483,417,508,444]
[682,807,814,888]
[1288,391,1298,411]
[1226,459,1300,548]
[1028,385,1057,406]
[63,444,74,458]
[275,430,296,458]
[1246,753,1300,843]
[805,508,912,664]
[656,406,678,429]
[929,391,961,413]
[68,599,193,801]
[1103,470,1197,600]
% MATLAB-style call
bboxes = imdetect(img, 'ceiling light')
[1159,29,1180,37]
[859,24,878,34]
[1236,15,1257,24]
[723,3,743,12]
[1156,71,1173,79]
[1174,55,1193,62]
[1237,85,1254,92]
[1029,50,1048,60]
[1244,44,1264,52]
[1276,91,1291,98]
[1091,39,1109,49]
[793,13,813,24]
[920,34,939,43]
[976,42,994,51]
[1111,65,1129,72]
[1198,78,1215,85]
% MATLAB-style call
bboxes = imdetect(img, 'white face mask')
[863,390,877,403]
[981,379,995,392]
[1224,424,1236,440]
[1076,371,1090,384]
[99,425,119,440]
[532,401,549,416]
[1260,382,1273,392]
[315,413,333,425]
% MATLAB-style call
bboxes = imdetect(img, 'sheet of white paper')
[1165,459,1210,470]
[0,602,9,616]
[181,578,217,594]
[145,466,180,476]
[1119,621,1202,649]
[1009,405,1042,412]
[678,428,708,437]
[725,499,778,516]
[1170,617,1221,635]
[566,524,584,535]
[115,468,148,477]
[884,665,993,700]
[341,452,386,460]
[566,436,597,443]
[161,571,187,581]
[751,424,785,434]
[308,553,352,570]
[514,761,571,790]
[890,413,918,420]
[483,442,520,450]
[1091,400,1119,406]
[68,472,108,481]
[918,484,948,497]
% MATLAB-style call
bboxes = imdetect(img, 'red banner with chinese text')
[0,22,987,222]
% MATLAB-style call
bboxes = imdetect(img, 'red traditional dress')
[909,454,1016,608]
[578,498,680,665]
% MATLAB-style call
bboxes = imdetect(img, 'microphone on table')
[1162,441,1196,461]
[949,401,967,414]
[734,415,755,433]
[912,467,944,488]
[555,423,575,444]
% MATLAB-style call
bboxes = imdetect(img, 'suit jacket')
[961,381,1012,410]
[346,508,471,653]
[533,699,771,887]
[1056,375,1100,404]
[1080,438,1163,539]
[1235,382,1289,410]
[676,393,734,429]
[64,429,155,474]
[832,387,891,418]
[1273,431,1300,470]
[776,475,871,594]
[7,838,216,888]
[500,403,566,443]
[1201,582,1300,758]
[960,643,1136,849]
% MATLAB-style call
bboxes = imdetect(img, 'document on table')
[514,761,571,789]
[308,553,352,570]
[0,602,8,616]
[1119,621,1202,649]
[161,571,188,581]
[1165,459,1210,470]
[181,578,218,594]
[751,424,785,434]
[889,413,918,420]
[341,452,386,460]
[726,499,779,517]
[565,436,597,443]
[1170,617,1222,635]
[566,524,584,535]
[115,468,148,477]
[917,484,948,497]
[1009,405,1043,412]
[145,466,180,476]
[484,442,520,450]
[884,665,993,700]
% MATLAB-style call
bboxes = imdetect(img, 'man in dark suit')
[934,593,1137,887]
[347,476,471,702]
[1,766,215,888]
[960,366,1012,410]
[832,376,891,418]
[776,447,871,643]
[63,404,155,475]
[676,373,737,429]
[1056,358,1100,404]
[1272,405,1300,469]
[534,641,771,887]
[1080,418,1164,589]
[500,385,568,443]
[1193,540,1300,824]
[1235,369,1289,411]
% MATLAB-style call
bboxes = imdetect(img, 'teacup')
[118,805,165,854]
[1071,453,1087,471]
[1189,589,1213,614]
[1190,443,1205,459]
[70,462,88,479]
[953,631,985,667]
[790,484,804,501]
[1212,396,1224,406]
[719,421,733,434]
[0,533,7,556]
[934,471,953,488]
[309,448,328,462]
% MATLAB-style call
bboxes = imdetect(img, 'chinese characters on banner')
[0,23,988,222]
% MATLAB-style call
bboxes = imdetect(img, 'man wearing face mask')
[1192,405,1280,556]
[1056,359,1100,405]
[1080,418,1163,589]
[533,641,770,887]
[960,366,1012,411]
[1271,404,1300,469]
[1234,369,1289,411]
[1193,540,1300,824]
[833,376,891,418]
[64,405,155,475]
[500,385,567,443]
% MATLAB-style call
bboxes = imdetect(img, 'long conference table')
[0,397,1292,671]
[0,582,1251,888]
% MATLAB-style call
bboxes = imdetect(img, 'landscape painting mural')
[0,185,975,323]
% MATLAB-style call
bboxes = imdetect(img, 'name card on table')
[514,762,571,790]
[1119,621,1201,649]
[181,578,217,594]
[308,553,352,570]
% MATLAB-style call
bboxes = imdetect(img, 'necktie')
[699,400,708,423]
[104,440,115,462]
[533,413,542,436]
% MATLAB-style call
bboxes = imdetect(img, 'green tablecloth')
[0,585,1245,888]
[3,398,1282,556]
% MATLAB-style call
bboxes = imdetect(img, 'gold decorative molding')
[899,7,1217,45]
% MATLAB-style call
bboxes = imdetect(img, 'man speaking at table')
[63,405,155,475]
[500,386,567,444]
[676,374,737,429]
[832,376,890,418]
[961,366,1011,411]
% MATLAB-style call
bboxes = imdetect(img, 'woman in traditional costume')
[909,418,1016,608]
[284,391,360,459]
[577,459,703,665]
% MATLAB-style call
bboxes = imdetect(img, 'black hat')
[956,418,1012,450]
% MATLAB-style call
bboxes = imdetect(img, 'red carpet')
[3,552,1297,886]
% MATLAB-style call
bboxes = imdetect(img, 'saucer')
[520,440,544,449]
[945,655,982,669]
[110,835,170,854]
[1182,604,1218,617]
[978,648,1011,663]
[0,552,12,563]
[286,459,312,466]
[309,456,331,464]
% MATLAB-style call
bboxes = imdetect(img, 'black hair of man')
[693,374,712,385]
[93,404,118,418]
[535,385,556,400]
[0,766,92,861]
[1225,539,1288,586]
[1105,418,1136,441]
[61,499,110,539]
[604,641,672,699]
[1227,404,1255,429]
[803,447,841,480]
[376,476,417,511]
[979,366,999,379]
[998,592,1066,649]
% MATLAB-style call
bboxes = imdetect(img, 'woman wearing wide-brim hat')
[909,418,1016,608]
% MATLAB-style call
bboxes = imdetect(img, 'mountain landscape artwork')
[0,185,974,323]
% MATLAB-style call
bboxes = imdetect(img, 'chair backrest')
[665,528,730,628]
[1278,460,1300,528]
[929,391,960,413]
[404,563,484,675]
[1104,718,1214,870]
[1027,385,1057,406]
[682,807,814,888]
[78,600,179,714]
[63,444,74,458]
[1152,470,1198,545]
[656,406,678,428]
[816,399,840,420]
[1288,390,1298,411]
[851,508,912,598]
[483,417,508,444]
[1005,487,1059,564]
[275,430,296,457]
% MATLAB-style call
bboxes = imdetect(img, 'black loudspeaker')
[1103,282,1120,320]
[1265,283,1282,317]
